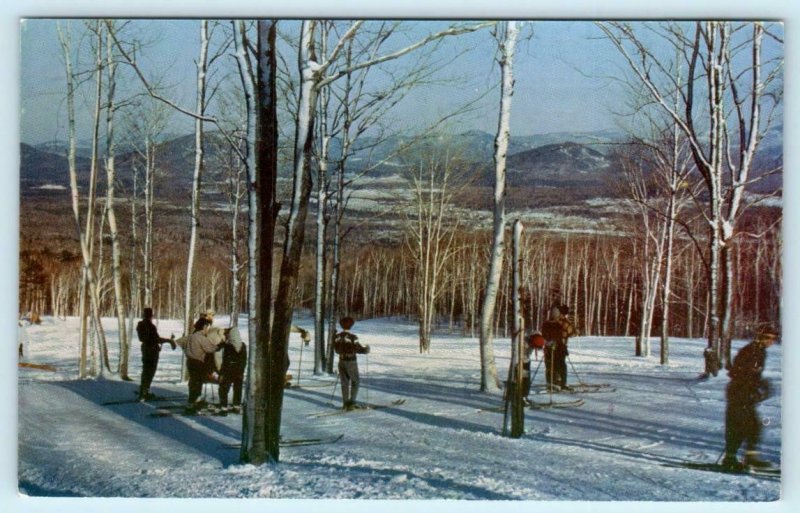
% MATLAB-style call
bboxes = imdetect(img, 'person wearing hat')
[721,326,779,470]
[540,305,577,391]
[333,316,370,410]
[136,307,176,401]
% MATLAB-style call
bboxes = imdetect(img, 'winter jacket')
[728,340,771,404]
[334,331,369,362]
[185,330,219,363]
[541,317,576,344]
[136,319,168,355]
[220,328,247,380]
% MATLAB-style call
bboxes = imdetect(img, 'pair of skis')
[221,434,345,449]
[102,394,187,406]
[530,383,615,395]
[481,398,585,413]
[663,460,780,479]
[309,398,407,418]
[148,402,238,418]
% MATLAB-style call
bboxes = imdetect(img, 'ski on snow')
[102,395,187,406]
[528,398,585,409]
[662,461,780,479]
[309,398,406,418]
[148,403,238,418]
[530,384,615,395]
[149,407,227,418]
[222,434,345,449]
[478,397,585,413]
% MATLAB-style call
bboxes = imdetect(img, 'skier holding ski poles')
[721,326,779,470]
[540,305,577,391]
[333,316,370,410]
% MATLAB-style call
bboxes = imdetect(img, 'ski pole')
[296,333,304,388]
[502,353,515,437]
[548,344,556,405]
[365,352,369,406]
[329,371,341,403]
[529,356,544,384]
[714,447,726,464]
[566,353,586,387]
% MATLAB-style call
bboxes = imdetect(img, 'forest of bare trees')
[19,19,782,463]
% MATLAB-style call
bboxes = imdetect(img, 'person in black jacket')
[721,326,779,470]
[334,317,370,410]
[136,307,175,401]
[218,327,247,413]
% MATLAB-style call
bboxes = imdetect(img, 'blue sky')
[18,19,657,145]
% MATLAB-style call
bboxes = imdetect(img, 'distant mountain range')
[20,125,782,203]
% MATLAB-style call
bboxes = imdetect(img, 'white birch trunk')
[184,20,210,337]
[104,25,130,379]
[479,21,518,392]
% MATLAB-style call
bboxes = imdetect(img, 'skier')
[721,326,779,470]
[523,331,545,402]
[540,305,577,391]
[218,327,247,414]
[135,307,176,402]
[18,315,31,359]
[184,317,223,412]
[333,316,370,410]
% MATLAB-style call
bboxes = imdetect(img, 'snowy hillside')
[14,315,783,506]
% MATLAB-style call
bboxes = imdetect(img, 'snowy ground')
[8,314,794,511]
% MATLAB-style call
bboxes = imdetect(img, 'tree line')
[19,19,781,463]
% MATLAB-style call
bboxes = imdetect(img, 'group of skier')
[519,303,778,472]
[134,301,778,471]
[135,308,247,415]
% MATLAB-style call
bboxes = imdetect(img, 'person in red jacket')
[721,326,779,470]
[333,317,370,410]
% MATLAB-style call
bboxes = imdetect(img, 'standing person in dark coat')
[136,307,176,401]
[721,327,779,470]
[333,317,370,410]
[218,327,247,413]
[540,305,577,391]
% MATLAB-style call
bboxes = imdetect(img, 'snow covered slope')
[14,315,783,505]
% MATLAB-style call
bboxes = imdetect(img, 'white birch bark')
[479,20,518,392]
[183,20,210,342]
[104,24,130,379]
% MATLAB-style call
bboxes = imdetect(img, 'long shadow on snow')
[286,374,502,413]
[285,383,499,435]
[524,400,780,462]
[288,459,516,500]
[53,380,241,466]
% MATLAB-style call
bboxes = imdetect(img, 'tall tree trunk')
[181,20,210,382]
[509,220,524,438]
[267,20,319,462]
[184,20,210,335]
[104,25,130,380]
[313,41,331,373]
[479,21,518,392]
[240,19,276,465]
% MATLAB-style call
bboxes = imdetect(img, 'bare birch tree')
[598,21,782,373]
[404,150,464,352]
[479,20,519,392]
[102,21,132,379]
